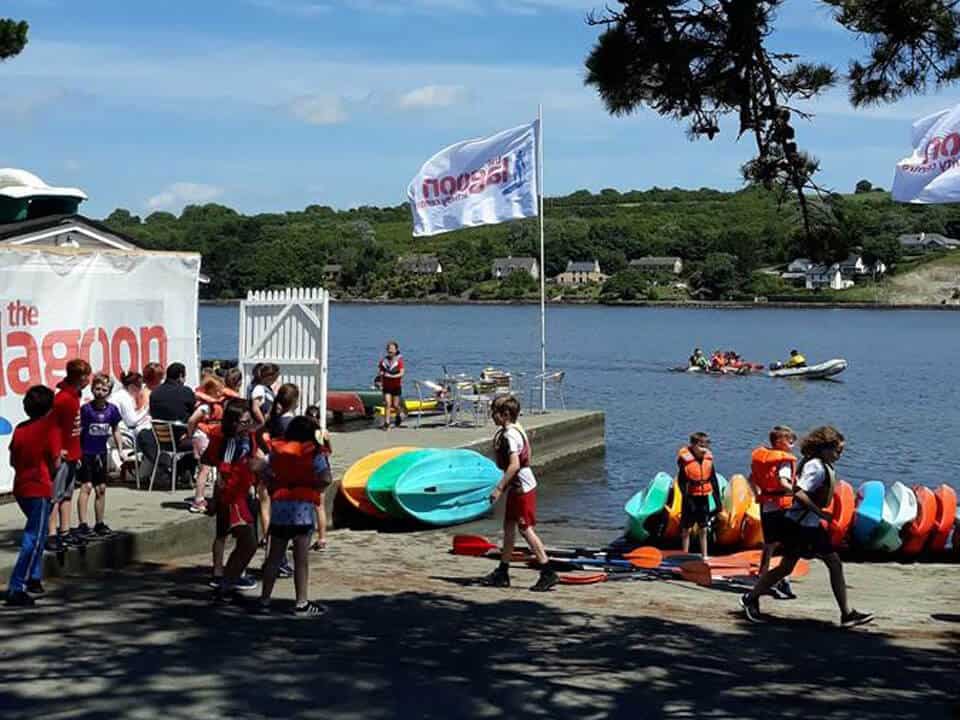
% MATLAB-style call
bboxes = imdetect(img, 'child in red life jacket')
[203,400,260,598]
[483,395,558,592]
[256,415,332,617]
[6,386,60,607]
[187,373,226,514]
[377,341,405,431]
[749,425,799,600]
[677,432,722,559]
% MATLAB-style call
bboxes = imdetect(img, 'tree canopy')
[0,18,28,61]
[583,1,960,237]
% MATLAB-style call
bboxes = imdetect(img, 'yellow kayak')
[741,499,764,548]
[663,477,683,540]
[715,473,752,546]
[340,446,418,518]
[374,399,440,415]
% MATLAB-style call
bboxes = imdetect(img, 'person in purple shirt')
[76,374,123,538]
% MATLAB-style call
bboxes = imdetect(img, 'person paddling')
[750,426,798,600]
[784,349,807,368]
[740,426,873,627]
[689,348,709,370]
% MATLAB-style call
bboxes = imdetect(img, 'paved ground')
[1,526,957,720]
[0,409,604,583]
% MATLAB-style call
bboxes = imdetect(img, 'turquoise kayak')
[366,449,436,518]
[625,472,673,542]
[852,480,885,548]
[710,474,728,514]
[872,481,918,553]
[391,449,500,526]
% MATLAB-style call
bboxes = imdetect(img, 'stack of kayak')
[340,447,499,527]
[625,473,959,559]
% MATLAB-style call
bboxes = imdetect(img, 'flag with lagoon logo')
[407,121,539,237]
[892,104,960,203]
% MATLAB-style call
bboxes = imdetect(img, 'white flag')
[407,121,539,237]
[892,104,960,203]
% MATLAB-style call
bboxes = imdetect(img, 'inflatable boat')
[768,358,847,379]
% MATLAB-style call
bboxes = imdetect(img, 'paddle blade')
[452,534,497,556]
[673,561,712,587]
[559,572,608,585]
[624,547,663,569]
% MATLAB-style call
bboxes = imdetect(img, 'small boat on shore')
[928,484,957,553]
[852,480,885,548]
[872,481,918,553]
[341,446,417,518]
[826,480,855,548]
[625,472,673,542]
[901,485,937,556]
[768,358,847,379]
[391,450,499,526]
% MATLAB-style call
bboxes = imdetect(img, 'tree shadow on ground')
[0,563,956,720]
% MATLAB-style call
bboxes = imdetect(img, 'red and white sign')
[407,121,539,237]
[892,104,960,203]
[0,248,201,493]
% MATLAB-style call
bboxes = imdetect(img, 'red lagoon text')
[417,156,511,209]
[1,300,167,396]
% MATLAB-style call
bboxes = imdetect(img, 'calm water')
[200,304,960,532]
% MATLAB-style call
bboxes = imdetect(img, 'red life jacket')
[269,439,325,504]
[194,389,225,435]
[203,426,255,504]
[750,446,797,510]
[494,425,531,471]
[677,446,714,496]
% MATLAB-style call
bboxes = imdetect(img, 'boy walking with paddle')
[484,396,558,592]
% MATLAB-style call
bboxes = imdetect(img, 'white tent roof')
[0,168,87,201]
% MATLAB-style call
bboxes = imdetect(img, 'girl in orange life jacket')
[482,395,559,592]
[257,383,301,576]
[186,373,226,514]
[677,432,722,559]
[741,426,873,627]
[203,400,260,598]
[249,363,280,547]
[749,425,799,600]
[256,415,332,617]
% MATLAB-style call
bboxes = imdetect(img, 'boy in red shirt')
[47,358,91,553]
[6,385,61,607]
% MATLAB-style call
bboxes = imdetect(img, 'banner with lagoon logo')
[892,104,960,203]
[407,120,539,237]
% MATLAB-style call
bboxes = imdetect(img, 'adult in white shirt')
[741,426,873,627]
[113,371,151,439]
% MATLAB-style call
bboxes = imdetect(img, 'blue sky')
[1,0,957,217]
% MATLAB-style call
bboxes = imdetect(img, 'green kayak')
[366,448,435,518]
[624,471,673,542]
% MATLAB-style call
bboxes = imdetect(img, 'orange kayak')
[901,485,936,556]
[928,484,957,553]
[715,473,752,546]
[340,446,418,518]
[825,480,855,548]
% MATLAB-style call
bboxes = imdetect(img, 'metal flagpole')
[538,103,546,413]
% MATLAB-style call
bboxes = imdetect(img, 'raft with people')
[683,348,848,380]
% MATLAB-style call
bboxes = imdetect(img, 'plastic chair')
[528,371,566,413]
[148,421,193,493]
[411,380,451,428]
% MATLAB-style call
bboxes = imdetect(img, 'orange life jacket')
[194,390,225,435]
[203,426,256,504]
[677,447,714,496]
[750,447,797,510]
[269,439,325,504]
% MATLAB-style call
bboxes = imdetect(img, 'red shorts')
[216,499,254,538]
[505,488,537,529]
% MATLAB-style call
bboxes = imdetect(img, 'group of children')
[674,425,873,627]
[6,359,334,617]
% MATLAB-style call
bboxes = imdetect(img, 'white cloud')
[0,88,72,120]
[246,0,330,16]
[397,84,469,110]
[287,94,349,125]
[147,182,224,212]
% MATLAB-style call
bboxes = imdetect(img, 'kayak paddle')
[451,534,661,564]
[560,561,712,588]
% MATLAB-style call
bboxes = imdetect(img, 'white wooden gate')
[238,287,329,427]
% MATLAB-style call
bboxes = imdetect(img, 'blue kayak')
[391,449,500,526]
[852,480,885,548]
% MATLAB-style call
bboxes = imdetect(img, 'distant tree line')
[102,184,960,301]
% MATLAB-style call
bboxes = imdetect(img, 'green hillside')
[101,186,960,301]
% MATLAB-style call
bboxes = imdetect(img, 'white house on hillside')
[806,263,853,290]
[492,256,539,280]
